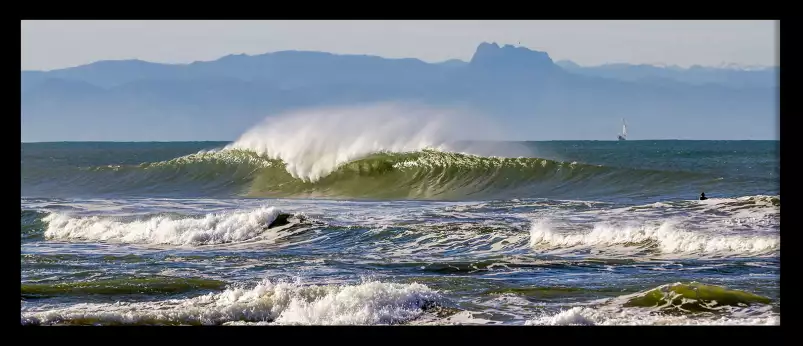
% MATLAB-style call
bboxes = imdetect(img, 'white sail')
[618,118,627,141]
[622,119,627,137]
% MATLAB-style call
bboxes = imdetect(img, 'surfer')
[699,192,708,200]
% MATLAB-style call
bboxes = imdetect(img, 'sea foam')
[528,219,779,257]
[43,206,284,246]
[21,279,440,326]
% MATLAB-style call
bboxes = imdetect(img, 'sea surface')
[20,135,780,325]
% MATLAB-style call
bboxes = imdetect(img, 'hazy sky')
[21,20,778,71]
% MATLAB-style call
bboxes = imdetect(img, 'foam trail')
[528,219,779,257]
[21,279,440,326]
[43,206,283,246]
[525,306,779,325]
[225,103,510,182]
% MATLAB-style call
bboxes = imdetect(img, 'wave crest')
[528,219,779,257]
[21,279,440,326]
[525,282,777,325]
[623,282,771,311]
[43,206,285,246]
[225,103,503,182]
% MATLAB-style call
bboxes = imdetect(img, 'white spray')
[224,103,525,182]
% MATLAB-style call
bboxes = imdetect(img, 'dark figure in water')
[699,192,708,200]
[265,213,292,229]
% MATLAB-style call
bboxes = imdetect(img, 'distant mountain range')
[554,60,777,89]
[21,42,779,141]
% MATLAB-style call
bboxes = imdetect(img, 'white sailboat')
[617,119,627,141]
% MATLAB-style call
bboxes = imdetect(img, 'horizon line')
[20,139,781,144]
[20,44,780,73]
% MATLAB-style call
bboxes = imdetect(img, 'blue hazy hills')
[21,42,779,141]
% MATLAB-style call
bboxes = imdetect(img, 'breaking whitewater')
[21,105,780,325]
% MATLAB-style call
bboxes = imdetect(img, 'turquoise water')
[20,140,780,325]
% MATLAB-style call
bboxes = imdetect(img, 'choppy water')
[21,136,779,325]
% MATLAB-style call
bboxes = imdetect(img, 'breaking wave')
[23,148,733,201]
[20,278,777,326]
[528,219,779,258]
[21,279,442,326]
[525,282,778,325]
[24,197,778,262]
[21,104,757,201]
[40,206,290,246]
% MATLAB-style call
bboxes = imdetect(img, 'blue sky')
[21,20,778,71]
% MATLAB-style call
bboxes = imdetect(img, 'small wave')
[622,282,771,311]
[525,282,777,325]
[528,219,779,257]
[525,306,778,325]
[22,276,226,298]
[21,279,441,326]
[698,195,780,212]
[628,194,780,211]
[729,195,779,207]
[21,210,48,240]
[42,206,285,246]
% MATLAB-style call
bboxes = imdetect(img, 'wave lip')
[21,279,441,326]
[42,206,283,246]
[528,219,779,257]
[224,103,491,183]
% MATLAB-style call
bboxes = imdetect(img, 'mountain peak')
[469,42,556,73]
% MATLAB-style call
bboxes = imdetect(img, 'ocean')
[20,133,780,325]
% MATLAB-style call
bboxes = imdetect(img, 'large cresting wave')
[224,103,508,182]
[22,104,744,200]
